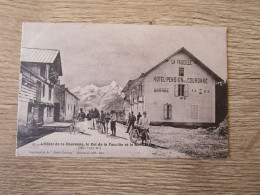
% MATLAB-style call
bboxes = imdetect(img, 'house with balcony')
[17,48,62,132]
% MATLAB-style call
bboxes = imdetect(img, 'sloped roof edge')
[55,83,80,100]
[123,47,224,92]
[142,47,223,82]
[21,47,63,76]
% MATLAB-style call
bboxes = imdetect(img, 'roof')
[121,80,135,93]
[123,47,223,91]
[21,47,63,76]
[143,47,223,82]
[20,47,60,64]
[55,83,80,101]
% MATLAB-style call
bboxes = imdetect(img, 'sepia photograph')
[16,23,228,158]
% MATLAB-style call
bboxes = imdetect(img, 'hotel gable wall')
[124,48,223,127]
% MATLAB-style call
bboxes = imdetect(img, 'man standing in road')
[78,108,86,132]
[110,110,117,136]
[92,108,100,130]
[104,112,110,134]
[127,112,131,126]
[100,110,106,133]
[126,111,136,133]
[78,108,86,122]
[86,110,92,129]
[137,112,142,124]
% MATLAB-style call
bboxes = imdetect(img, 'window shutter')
[195,105,198,119]
[43,84,45,97]
[169,104,172,119]
[184,84,189,97]
[174,84,178,97]
[191,105,194,119]
[164,104,167,119]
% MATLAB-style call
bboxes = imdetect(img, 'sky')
[21,23,227,90]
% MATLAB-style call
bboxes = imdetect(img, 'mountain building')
[122,47,224,127]
[18,48,63,131]
[53,81,79,122]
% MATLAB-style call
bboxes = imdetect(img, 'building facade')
[122,47,223,127]
[17,48,62,131]
[53,83,79,122]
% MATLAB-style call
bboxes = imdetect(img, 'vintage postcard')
[16,23,228,158]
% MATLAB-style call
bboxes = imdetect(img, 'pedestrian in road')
[127,112,131,126]
[105,112,110,134]
[100,110,106,133]
[78,108,86,122]
[78,108,86,132]
[137,112,142,124]
[92,108,100,130]
[86,110,92,129]
[126,111,136,133]
[110,110,117,136]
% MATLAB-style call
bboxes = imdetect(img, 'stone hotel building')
[122,47,224,127]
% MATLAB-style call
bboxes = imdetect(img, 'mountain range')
[71,80,125,112]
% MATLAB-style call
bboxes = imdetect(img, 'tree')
[215,81,228,125]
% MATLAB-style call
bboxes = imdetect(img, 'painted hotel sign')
[153,76,208,84]
[171,59,193,65]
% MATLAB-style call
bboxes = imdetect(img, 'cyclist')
[137,111,150,145]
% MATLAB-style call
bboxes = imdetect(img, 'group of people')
[77,108,150,144]
[77,108,117,136]
[126,111,150,144]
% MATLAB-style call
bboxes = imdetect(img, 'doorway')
[54,103,60,122]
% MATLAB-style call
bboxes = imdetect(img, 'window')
[191,105,198,119]
[164,104,172,119]
[68,104,70,111]
[49,87,52,100]
[130,90,134,104]
[175,84,189,97]
[47,107,52,117]
[49,107,52,117]
[178,84,185,96]
[42,84,45,97]
[36,81,41,101]
[139,85,143,96]
[179,67,184,76]
[40,65,46,78]
[28,103,33,114]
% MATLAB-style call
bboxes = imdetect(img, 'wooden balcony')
[49,71,59,84]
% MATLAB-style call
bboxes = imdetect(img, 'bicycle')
[129,126,151,145]
[70,118,79,134]
[96,120,104,134]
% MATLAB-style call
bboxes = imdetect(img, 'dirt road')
[16,123,188,158]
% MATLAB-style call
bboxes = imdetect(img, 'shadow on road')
[133,143,169,149]
[78,132,92,136]
[106,135,128,140]
[149,144,169,149]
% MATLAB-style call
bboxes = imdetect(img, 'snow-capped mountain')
[71,80,124,111]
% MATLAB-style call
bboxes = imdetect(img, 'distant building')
[53,82,79,122]
[122,47,223,127]
[18,48,62,130]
